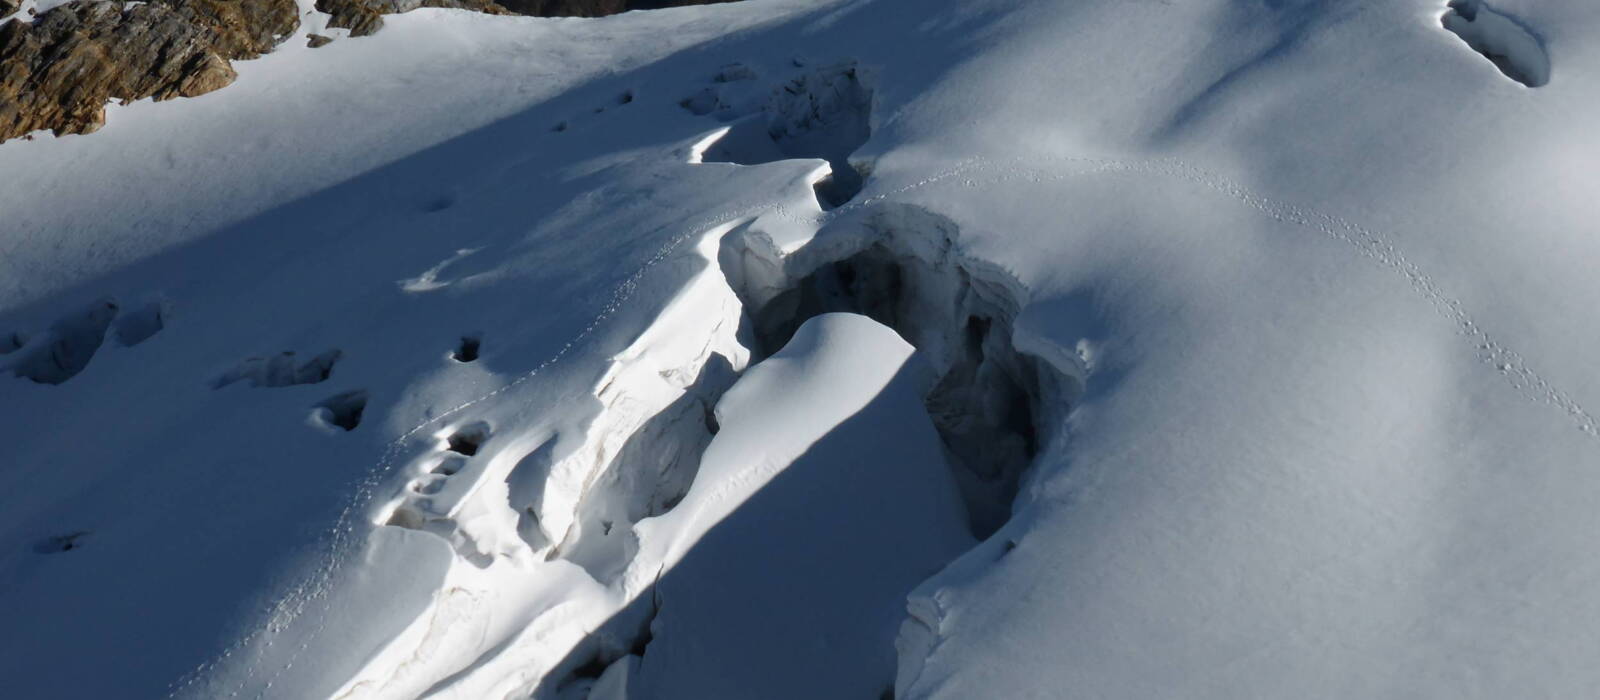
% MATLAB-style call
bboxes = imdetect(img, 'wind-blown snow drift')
[3,0,1600,698]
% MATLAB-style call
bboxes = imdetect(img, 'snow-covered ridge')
[258,108,1090,699]
[6,0,1600,697]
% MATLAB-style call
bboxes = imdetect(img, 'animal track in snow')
[212,350,342,389]
[444,421,491,456]
[381,423,500,567]
[1441,0,1549,87]
[432,456,465,476]
[312,390,369,432]
[552,88,641,131]
[918,153,1600,440]
[410,473,448,496]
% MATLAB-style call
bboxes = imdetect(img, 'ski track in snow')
[174,149,1598,699]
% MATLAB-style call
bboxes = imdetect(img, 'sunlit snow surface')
[2,0,1599,698]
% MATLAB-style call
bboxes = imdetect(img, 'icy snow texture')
[628,312,972,699]
[2,0,1600,699]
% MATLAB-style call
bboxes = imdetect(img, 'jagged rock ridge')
[0,0,296,140]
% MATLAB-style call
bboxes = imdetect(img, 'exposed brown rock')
[0,0,738,143]
[0,0,296,141]
[306,33,334,48]
[1,2,227,138]
[317,0,510,38]
[151,0,299,59]
[175,51,239,97]
[319,0,735,35]
[317,0,386,37]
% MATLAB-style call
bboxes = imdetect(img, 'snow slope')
[624,312,972,699]
[2,0,1599,698]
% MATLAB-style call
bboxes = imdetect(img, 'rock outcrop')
[0,0,296,140]
[314,0,735,39]
[156,0,299,58]
[0,0,738,143]
[318,0,511,38]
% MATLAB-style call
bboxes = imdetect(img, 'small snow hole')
[33,531,89,554]
[315,390,368,431]
[432,457,466,476]
[452,335,481,363]
[446,423,490,456]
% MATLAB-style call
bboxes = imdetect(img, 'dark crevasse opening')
[1441,0,1550,87]
[523,203,1087,699]
[721,205,1079,538]
[551,202,1076,595]
[698,61,875,211]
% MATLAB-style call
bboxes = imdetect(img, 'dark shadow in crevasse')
[547,352,739,583]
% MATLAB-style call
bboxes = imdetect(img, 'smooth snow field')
[2,0,1599,698]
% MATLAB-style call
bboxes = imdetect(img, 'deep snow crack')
[1441,0,1550,87]
[205,141,1600,699]
[721,203,1081,536]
